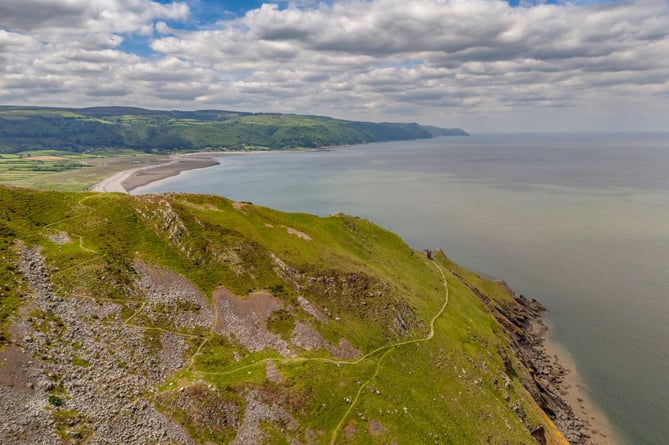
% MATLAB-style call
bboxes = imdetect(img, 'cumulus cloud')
[0,0,668,130]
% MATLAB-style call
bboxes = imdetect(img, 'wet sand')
[89,146,625,444]
[544,338,623,445]
[90,154,219,193]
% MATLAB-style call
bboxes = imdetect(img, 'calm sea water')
[136,134,669,445]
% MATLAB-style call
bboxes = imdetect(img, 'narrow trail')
[51,255,103,276]
[197,260,450,378]
[41,195,453,443]
[77,234,97,254]
[187,293,220,372]
[330,348,394,445]
[123,301,146,325]
[43,194,97,228]
[328,261,449,444]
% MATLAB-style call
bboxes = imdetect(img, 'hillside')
[0,106,468,153]
[0,186,577,444]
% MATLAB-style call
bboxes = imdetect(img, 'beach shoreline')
[453,272,620,444]
[543,336,622,444]
[509,292,622,445]
[89,153,220,194]
[89,152,622,444]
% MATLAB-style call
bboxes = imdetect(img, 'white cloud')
[0,0,668,131]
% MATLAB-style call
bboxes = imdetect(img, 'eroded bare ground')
[134,260,214,331]
[0,346,59,444]
[1,242,364,444]
[0,243,196,444]
[214,288,294,357]
[213,287,360,360]
[230,390,299,445]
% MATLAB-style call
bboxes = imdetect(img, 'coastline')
[543,337,621,445]
[450,270,620,444]
[88,152,622,444]
[89,153,220,194]
[500,290,621,445]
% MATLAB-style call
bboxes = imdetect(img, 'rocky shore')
[462,273,616,445]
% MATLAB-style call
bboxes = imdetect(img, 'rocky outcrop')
[214,288,295,357]
[454,270,594,444]
[496,294,591,444]
[134,261,214,330]
[3,242,198,444]
[230,390,299,445]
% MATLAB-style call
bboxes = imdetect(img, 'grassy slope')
[0,107,467,154]
[0,186,564,444]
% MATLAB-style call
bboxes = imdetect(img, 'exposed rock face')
[214,288,295,357]
[47,231,71,245]
[497,295,591,444]
[285,226,312,241]
[134,261,214,330]
[270,252,422,338]
[230,390,299,445]
[453,270,594,445]
[156,381,241,441]
[3,243,197,444]
[290,321,361,360]
[134,197,192,258]
[297,295,328,324]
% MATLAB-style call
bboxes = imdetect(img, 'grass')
[0,185,567,444]
[0,150,166,191]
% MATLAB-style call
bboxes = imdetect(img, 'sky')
[1,0,668,132]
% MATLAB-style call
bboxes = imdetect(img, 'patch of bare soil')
[26,156,67,161]
[47,230,71,245]
[290,321,326,351]
[335,338,361,360]
[289,321,361,360]
[265,360,283,384]
[0,347,59,444]
[285,226,312,241]
[368,419,386,436]
[134,261,214,330]
[344,420,357,440]
[214,288,295,357]
[231,201,250,211]
[231,390,299,445]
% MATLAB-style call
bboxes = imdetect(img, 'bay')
[135,133,669,445]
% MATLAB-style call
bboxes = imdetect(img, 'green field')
[0,150,166,191]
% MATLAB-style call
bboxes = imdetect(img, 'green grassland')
[0,150,167,191]
[0,106,468,154]
[0,186,566,444]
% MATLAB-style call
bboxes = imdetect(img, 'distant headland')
[0,106,468,154]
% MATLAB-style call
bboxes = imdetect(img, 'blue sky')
[1,0,667,132]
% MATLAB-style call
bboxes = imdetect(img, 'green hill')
[0,106,468,153]
[0,185,572,444]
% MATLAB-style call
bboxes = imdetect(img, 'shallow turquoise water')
[136,134,669,444]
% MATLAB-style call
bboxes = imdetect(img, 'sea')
[135,133,669,445]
